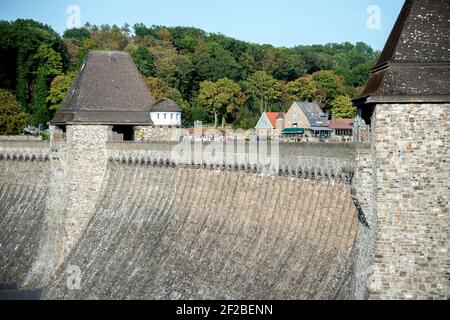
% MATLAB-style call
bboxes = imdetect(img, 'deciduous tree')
[0,89,29,135]
[243,71,281,115]
[330,95,357,118]
[196,78,246,127]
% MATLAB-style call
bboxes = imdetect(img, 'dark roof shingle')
[51,51,155,125]
[150,98,182,113]
[354,0,450,106]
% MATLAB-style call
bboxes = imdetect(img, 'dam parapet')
[107,141,356,182]
[0,141,50,162]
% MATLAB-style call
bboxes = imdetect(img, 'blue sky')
[0,0,404,50]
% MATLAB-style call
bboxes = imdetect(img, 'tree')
[0,19,69,109]
[16,49,30,110]
[196,78,246,127]
[144,77,188,109]
[287,74,323,102]
[47,72,75,111]
[33,44,63,78]
[90,24,128,50]
[192,42,242,81]
[126,44,155,77]
[312,70,345,107]
[31,44,63,127]
[330,95,357,118]
[63,27,91,41]
[243,71,281,115]
[0,89,29,135]
[33,70,50,126]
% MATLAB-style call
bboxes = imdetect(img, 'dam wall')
[0,142,49,285]
[43,163,358,299]
[0,137,362,299]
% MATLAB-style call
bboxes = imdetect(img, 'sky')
[0,0,405,50]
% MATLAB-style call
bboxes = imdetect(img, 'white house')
[150,98,182,127]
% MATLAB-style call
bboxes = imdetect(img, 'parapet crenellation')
[0,141,50,162]
[106,141,356,182]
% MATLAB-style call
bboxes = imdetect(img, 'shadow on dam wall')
[0,141,359,299]
[43,164,357,300]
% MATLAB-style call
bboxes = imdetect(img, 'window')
[171,113,173,120]
[157,113,160,120]
[164,113,167,119]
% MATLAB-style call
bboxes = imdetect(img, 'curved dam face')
[0,156,49,285]
[0,140,359,299]
[44,163,357,300]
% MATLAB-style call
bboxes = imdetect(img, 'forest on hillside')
[0,19,378,134]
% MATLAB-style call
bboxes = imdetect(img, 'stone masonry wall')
[351,144,376,299]
[369,103,449,300]
[25,125,109,287]
[134,126,181,142]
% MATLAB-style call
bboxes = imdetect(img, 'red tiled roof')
[329,118,355,130]
[265,112,286,128]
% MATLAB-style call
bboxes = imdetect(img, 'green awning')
[282,128,305,135]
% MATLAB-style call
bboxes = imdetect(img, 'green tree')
[192,42,242,81]
[243,71,281,114]
[287,74,323,102]
[126,44,155,77]
[330,95,357,118]
[16,49,30,110]
[196,78,246,127]
[31,44,63,127]
[47,72,75,111]
[33,44,63,77]
[312,70,345,107]
[63,27,91,41]
[0,89,29,135]
[33,71,50,126]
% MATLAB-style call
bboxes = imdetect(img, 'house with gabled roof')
[255,112,286,130]
[284,101,332,137]
[255,112,286,136]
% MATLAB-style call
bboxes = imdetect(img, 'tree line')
[0,19,378,134]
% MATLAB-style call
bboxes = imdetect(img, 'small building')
[285,102,332,138]
[51,51,156,141]
[150,98,182,128]
[329,118,354,140]
[255,112,286,137]
[255,112,286,130]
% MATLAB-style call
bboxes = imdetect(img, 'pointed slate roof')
[51,51,155,125]
[354,0,450,106]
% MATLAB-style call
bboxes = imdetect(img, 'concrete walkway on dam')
[0,141,359,300]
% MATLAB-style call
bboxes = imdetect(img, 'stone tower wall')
[366,103,449,300]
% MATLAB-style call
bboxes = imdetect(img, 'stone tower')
[353,0,449,299]
[26,51,155,286]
